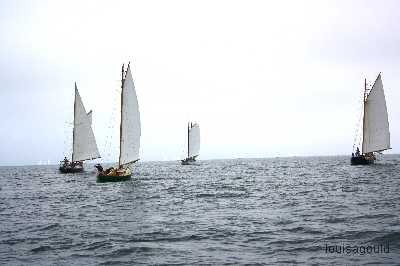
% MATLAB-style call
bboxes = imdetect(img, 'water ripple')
[0,156,399,265]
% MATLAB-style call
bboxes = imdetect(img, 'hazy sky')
[1,0,399,165]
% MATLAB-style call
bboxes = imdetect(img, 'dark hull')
[351,155,375,165]
[181,156,198,165]
[59,166,84,173]
[181,159,196,165]
[97,174,131,183]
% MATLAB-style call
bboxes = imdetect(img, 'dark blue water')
[1,156,400,265]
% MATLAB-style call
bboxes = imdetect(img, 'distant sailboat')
[59,83,101,173]
[95,62,141,182]
[351,73,391,165]
[181,122,200,165]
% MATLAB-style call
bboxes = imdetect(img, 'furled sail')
[72,84,101,162]
[362,74,390,153]
[188,123,200,158]
[119,66,141,165]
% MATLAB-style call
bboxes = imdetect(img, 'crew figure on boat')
[95,164,114,175]
[60,156,84,172]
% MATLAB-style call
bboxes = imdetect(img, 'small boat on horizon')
[95,62,141,182]
[181,122,200,165]
[59,83,101,173]
[351,73,391,165]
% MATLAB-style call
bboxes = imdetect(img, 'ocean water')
[1,156,400,265]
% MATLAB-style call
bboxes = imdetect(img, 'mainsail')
[119,65,141,166]
[188,123,200,158]
[72,84,101,162]
[362,74,391,154]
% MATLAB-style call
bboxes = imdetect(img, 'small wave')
[78,240,112,251]
[341,186,359,192]
[283,226,324,235]
[274,259,301,264]
[269,238,314,246]
[274,245,321,253]
[31,245,52,253]
[324,217,347,224]
[244,231,275,242]
[100,246,159,258]
[244,170,257,175]
[28,223,60,232]
[284,226,305,233]
[0,238,24,245]
[370,232,400,247]
[216,192,247,198]
[196,193,215,198]
[1,236,48,246]
[274,219,294,226]
[327,230,380,241]
[354,213,396,220]
[80,232,108,239]
[128,234,206,243]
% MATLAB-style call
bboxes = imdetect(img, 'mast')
[187,122,190,159]
[361,78,366,155]
[72,82,77,162]
[118,64,125,166]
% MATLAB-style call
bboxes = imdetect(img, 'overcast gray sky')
[0,0,399,165]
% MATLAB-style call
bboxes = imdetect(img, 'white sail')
[72,84,101,162]
[119,66,141,165]
[188,123,200,158]
[362,74,390,153]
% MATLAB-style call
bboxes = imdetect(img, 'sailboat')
[95,62,141,182]
[59,83,101,173]
[181,122,200,165]
[351,73,391,165]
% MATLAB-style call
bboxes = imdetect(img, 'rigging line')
[102,81,121,162]
[353,110,363,151]
[353,106,363,150]
[352,85,365,151]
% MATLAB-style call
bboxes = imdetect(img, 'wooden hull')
[351,155,375,165]
[59,166,84,173]
[97,173,131,182]
[96,167,133,183]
